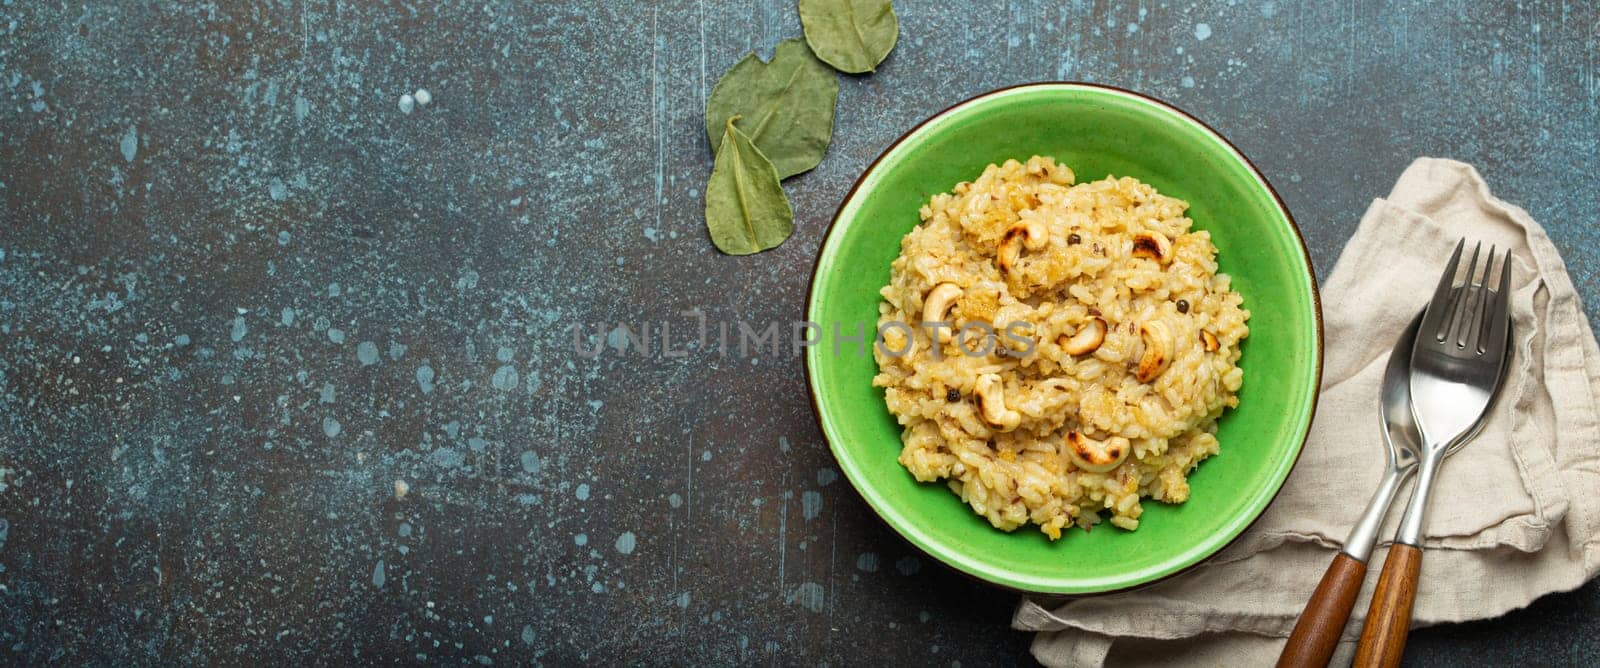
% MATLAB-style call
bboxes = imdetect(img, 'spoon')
[1279,310,1425,667]
[1280,293,1484,667]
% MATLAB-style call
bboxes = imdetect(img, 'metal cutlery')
[1280,297,1479,667]
[1353,240,1514,667]
[1278,309,1424,667]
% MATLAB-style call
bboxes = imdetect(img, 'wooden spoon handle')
[1277,552,1368,667]
[1354,544,1423,668]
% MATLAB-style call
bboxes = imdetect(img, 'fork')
[1353,240,1514,667]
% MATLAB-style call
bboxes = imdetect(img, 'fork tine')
[1482,249,1514,354]
[1497,248,1513,293]
[1444,242,1481,343]
[1463,246,1495,352]
[1424,239,1466,342]
[1452,243,1484,347]
[1472,244,1484,287]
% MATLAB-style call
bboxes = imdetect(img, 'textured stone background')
[1,1,1597,665]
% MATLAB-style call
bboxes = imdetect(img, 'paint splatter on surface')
[786,582,825,613]
[519,451,541,474]
[491,364,519,391]
[856,553,880,573]
[119,126,138,163]
[801,491,822,521]
[416,364,436,394]
[0,2,1597,666]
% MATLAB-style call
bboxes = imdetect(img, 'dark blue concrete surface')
[1,1,1597,665]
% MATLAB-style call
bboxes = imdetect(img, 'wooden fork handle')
[1354,543,1423,668]
[1277,552,1368,667]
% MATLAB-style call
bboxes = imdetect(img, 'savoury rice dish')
[872,156,1249,539]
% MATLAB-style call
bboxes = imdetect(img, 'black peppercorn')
[1067,233,1081,245]
[946,388,961,402]
[1176,299,1189,313]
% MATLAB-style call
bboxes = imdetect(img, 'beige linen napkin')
[1014,158,1600,666]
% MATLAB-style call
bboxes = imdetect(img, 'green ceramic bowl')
[804,83,1322,594]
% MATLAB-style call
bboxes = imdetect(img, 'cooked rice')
[872,156,1250,539]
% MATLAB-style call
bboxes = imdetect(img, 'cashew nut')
[1057,317,1107,356]
[1200,330,1220,353]
[1065,431,1130,473]
[973,373,1022,432]
[1136,320,1173,383]
[921,283,963,343]
[997,220,1049,275]
[1131,230,1173,264]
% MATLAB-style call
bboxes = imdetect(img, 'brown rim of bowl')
[800,81,1326,597]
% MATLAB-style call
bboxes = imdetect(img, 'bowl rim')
[802,81,1325,595]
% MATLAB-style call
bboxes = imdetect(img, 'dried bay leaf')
[798,0,899,74]
[705,38,840,179]
[705,117,794,256]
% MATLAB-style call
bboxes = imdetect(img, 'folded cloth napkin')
[1013,158,1600,666]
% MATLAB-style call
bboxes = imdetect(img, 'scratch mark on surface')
[1003,0,1011,62]
[652,7,665,234]
[299,0,310,77]
[1590,15,1600,110]
[668,508,679,587]
[670,434,686,598]
[699,0,708,110]
[685,432,694,522]
[1530,13,1545,97]
[827,509,837,615]
[777,472,788,595]
[1346,0,1357,97]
